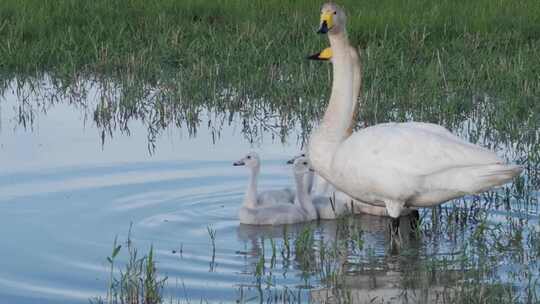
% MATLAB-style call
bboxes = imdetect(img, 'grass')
[1,2,537,303]
[207,224,217,272]
[91,226,166,304]
[1,0,539,153]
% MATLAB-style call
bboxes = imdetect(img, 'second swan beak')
[307,47,333,61]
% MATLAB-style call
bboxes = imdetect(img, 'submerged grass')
[93,176,539,304]
[91,226,166,304]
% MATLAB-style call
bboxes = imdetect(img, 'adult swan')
[308,3,523,219]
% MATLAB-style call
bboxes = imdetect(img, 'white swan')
[233,152,294,206]
[290,153,415,219]
[306,40,415,218]
[304,41,412,218]
[308,3,523,219]
[236,155,317,225]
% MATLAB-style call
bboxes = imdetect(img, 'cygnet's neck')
[294,171,316,218]
[304,168,314,194]
[243,165,260,208]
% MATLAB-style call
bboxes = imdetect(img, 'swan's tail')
[416,163,523,204]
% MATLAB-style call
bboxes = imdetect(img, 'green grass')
[2,2,538,302]
[2,0,540,74]
[91,227,166,304]
[1,1,539,156]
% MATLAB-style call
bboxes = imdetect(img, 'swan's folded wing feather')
[334,123,502,177]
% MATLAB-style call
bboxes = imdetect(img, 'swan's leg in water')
[390,217,400,234]
[386,200,406,235]
[385,200,405,219]
[409,209,420,232]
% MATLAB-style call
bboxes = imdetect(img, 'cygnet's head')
[233,152,260,169]
[317,2,347,35]
[292,157,312,175]
[286,151,308,164]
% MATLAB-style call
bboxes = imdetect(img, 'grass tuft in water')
[91,227,167,304]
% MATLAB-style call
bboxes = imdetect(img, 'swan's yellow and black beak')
[317,12,334,34]
[307,47,333,61]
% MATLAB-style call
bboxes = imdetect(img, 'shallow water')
[0,79,539,304]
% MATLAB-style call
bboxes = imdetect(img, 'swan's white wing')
[400,121,455,138]
[334,122,502,177]
[328,122,506,205]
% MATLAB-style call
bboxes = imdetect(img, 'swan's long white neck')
[309,32,354,179]
[347,45,361,136]
[243,165,260,208]
[294,171,316,217]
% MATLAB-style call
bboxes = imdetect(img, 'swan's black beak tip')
[307,52,325,61]
[233,161,245,166]
[317,21,329,34]
[286,159,294,164]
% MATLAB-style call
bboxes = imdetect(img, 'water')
[0,78,539,304]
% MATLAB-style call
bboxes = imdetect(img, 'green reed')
[91,226,166,304]
[1,0,539,151]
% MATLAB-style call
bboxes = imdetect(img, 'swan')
[308,3,523,219]
[233,152,294,206]
[306,40,415,218]
[305,36,413,218]
[235,155,317,225]
[289,153,415,219]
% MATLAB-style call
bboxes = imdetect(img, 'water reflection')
[1,76,307,154]
[1,76,538,160]
[234,208,540,303]
[0,75,538,303]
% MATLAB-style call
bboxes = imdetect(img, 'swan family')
[233,2,522,226]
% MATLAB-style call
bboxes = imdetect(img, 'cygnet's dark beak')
[233,160,245,166]
[286,158,295,164]
[317,20,329,34]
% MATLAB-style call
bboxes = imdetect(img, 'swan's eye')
[303,162,308,165]
[301,154,305,157]
[247,156,251,159]
[333,11,337,15]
